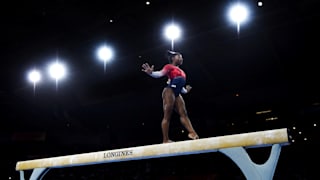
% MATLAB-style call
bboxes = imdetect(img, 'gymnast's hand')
[185,85,192,93]
[141,63,154,75]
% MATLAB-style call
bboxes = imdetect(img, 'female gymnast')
[142,50,199,143]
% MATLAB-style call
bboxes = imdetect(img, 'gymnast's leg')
[161,87,175,143]
[175,94,199,140]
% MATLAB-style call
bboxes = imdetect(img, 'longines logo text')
[103,150,133,158]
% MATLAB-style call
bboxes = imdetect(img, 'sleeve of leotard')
[149,70,165,78]
[149,64,170,78]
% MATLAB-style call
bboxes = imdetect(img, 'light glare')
[48,62,66,80]
[97,46,113,63]
[28,69,41,83]
[164,24,181,40]
[228,3,248,24]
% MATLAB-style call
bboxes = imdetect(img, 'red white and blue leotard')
[161,64,186,80]
[150,64,187,96]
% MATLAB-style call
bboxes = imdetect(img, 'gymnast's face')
[172,54,183,65]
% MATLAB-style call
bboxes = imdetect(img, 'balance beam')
[16,128,290,180]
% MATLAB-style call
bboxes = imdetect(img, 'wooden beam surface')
[16,128,289,171]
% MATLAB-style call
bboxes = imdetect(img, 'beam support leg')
[219,144,282,180]
[26,168,50,180]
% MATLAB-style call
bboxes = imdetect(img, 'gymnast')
[142,50,199,143]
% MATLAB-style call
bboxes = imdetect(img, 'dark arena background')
[1,0,319,179]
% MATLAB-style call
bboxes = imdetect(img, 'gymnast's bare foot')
[163,140,174,143]
[188,133,199,140]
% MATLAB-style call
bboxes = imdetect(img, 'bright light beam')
[164,23,181,51]
[97,45,114,73]
[27,69,41,95]
[48,60,66,90]
[228,2,249,35]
